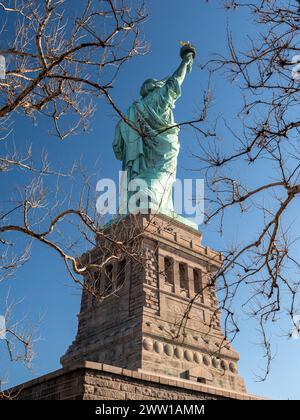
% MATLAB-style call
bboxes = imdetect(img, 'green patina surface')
[112,45,197,230]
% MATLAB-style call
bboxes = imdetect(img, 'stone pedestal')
[61,213,246,393]
[9,361,262,400]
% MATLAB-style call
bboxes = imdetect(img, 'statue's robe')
[113,76,181,213]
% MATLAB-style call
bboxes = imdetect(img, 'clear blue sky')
[1,0,299,399]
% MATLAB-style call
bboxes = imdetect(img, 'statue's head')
[140,78,166,98]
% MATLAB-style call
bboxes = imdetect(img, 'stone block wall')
[9,362,262,400]
[60,214,247,393]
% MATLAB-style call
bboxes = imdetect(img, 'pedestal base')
[61,213,246,393]
[8,362,263,400]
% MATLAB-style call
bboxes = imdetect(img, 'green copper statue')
[113,43,196,220]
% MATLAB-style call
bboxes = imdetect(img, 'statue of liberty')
[113,43,196,221]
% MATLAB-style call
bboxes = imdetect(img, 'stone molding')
[9,361,265,400]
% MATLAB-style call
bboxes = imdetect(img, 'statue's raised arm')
[113,43,197,225]
[172,42,196,85]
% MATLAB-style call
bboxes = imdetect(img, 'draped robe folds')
[113,76,181,214]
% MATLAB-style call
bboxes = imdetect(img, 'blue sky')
[1,0,300,399]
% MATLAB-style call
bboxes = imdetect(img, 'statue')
[113,43,196,222]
